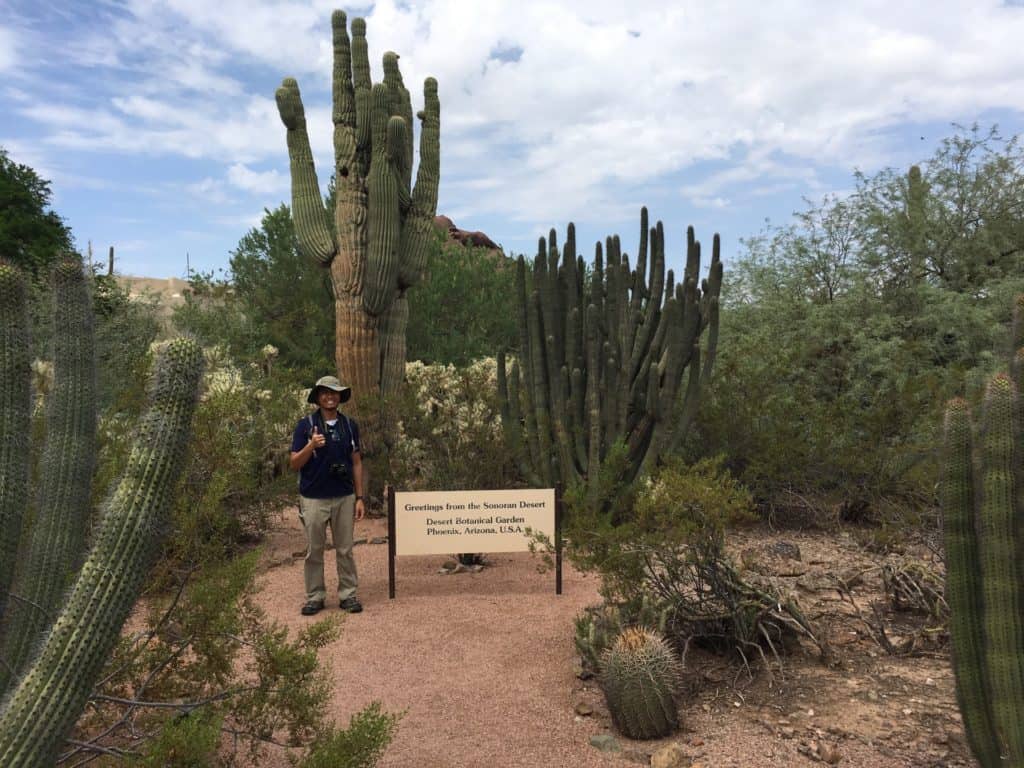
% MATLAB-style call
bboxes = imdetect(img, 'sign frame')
[386,485,563,598]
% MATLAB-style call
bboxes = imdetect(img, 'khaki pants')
[298,494,358,602]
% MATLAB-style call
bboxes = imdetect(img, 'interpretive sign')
[385,487,562,598]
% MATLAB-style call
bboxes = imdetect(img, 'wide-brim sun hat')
[307,375,352,404]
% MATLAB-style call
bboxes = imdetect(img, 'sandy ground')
[253,510,975,768]
[256,510,614,768]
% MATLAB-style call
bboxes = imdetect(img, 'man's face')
[316,388,340,409]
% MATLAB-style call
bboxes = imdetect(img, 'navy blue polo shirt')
[291,412,361,498]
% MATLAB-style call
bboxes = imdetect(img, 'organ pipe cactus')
[0,259,96,693]
[941,298,1024,767]
[0,260,203,767]
[0,263,30,623]
[497,209,722,492]
[276,10,440,447]
[600,626,682,740]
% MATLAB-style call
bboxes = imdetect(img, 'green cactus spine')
[941,398,1002,767]
[498,209,722,493]
[599,626,682,740]
[0,262,30,623]
[906,164,929,279]
[0,336,203,767]
[942,297,1024,765]
[276,10,440,448]
[0,258,97,694]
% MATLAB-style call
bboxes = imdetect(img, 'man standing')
[290,375,366,615]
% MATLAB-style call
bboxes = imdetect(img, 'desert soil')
[253,509,974,768]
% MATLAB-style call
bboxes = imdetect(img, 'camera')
[329,462,349,480]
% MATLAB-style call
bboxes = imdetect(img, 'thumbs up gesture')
[310,425,326,450]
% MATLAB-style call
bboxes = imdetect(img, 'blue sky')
[3,1,1024,281]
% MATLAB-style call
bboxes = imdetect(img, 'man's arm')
[352,450,365,520]
[290,425,325,471]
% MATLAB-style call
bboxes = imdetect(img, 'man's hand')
[309,426,326,450]
[354,498,366,521]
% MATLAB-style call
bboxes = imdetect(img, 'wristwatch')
[355,495,364,501]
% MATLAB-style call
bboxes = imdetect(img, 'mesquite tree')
[276,10,440,449]
[0,259,203,767]
[498,208,722,493]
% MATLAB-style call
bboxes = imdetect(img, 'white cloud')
[4,0,1024,273]
[187,177,232,205]
[226,163,287,196]
[0,27,17,72]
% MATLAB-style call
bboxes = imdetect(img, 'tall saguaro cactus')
[0,259,203,767]
[497,209,722,492]
[276,10,440,446]
[941,297,1024,768]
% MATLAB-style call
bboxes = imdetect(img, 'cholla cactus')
[391,358,504,490]
[599,626,682,740]
[260,343,279,376]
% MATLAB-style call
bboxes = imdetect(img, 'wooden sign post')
[386,486,563,598]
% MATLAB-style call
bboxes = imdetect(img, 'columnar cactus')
[941,299,1024,767]
[0,260,203,767]
[0,263,31,623]
[497,209,722,491]
[599,626,682,740]
[276,10,440,447]
[0,259,96,693]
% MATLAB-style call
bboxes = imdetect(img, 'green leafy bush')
[76,549,398,766]
[688,125,1024,527]
[300,703,402,768]
[406,236,517,366]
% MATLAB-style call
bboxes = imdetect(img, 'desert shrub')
[567,456,753,600]
[565,457,820,663]
[74,551,398,766]
[133,707,223,768]
[300,703,402,768]
[384,358,519,491]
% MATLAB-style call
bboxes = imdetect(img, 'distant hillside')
[115,275,191,332]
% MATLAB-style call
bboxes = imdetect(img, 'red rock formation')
[433,215,500,251]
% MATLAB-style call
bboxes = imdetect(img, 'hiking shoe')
[339,596,363,613]
[301,599,325,616]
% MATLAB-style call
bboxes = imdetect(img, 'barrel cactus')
[497,209,721,492]
[941,297,1024,767]
[0,258,203,767]
[276,10,440,449]
[599,626,682,740]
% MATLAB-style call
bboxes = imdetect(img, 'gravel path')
[254,512,968,768]
[256,511,617,768]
